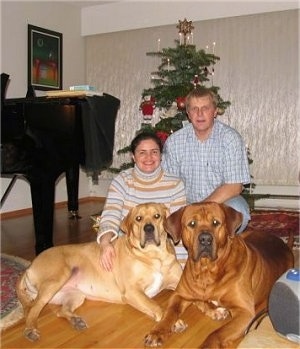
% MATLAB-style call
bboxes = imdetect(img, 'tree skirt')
[247,210,299,250]
[0,253,30,331]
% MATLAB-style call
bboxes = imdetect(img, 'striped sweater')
[97,165,188,265]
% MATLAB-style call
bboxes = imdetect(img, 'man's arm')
[203,183,243,203]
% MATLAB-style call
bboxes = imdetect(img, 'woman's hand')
[99,232,116,271]
[100,242,116,271]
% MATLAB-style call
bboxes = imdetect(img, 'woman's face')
[132,139,161,173]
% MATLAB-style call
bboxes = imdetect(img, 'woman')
[97,131,187,271]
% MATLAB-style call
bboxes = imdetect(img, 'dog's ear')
[120,211,131,235]
[164,207,185,243]
[160,203,170,219]
[222,204,243,237]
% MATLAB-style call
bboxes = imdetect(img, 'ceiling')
[67,1,116,8]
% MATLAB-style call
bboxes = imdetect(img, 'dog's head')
[120,203,169,250]
[165,202,242,262]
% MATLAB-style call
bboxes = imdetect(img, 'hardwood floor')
[1,200,103,262]
[1,201,298,348]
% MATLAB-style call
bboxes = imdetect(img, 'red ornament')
[140,96,155,117]
[141,103,154,116]
[176,96,186,110]
[155,131,169,145]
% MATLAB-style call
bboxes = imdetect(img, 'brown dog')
[144,202,294,348]
[16,203,182,341]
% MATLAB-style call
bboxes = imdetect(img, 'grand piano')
[1,73,120,254]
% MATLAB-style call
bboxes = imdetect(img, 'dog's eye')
[136,216,142,222]
[154,213,161,219]
[212,219,220,226]
[188,220,196,228]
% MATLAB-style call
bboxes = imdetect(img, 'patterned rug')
[0,253,30,331]
[247,210,299,249]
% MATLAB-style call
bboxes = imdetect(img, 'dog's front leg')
[144,293,191,347]
[123,290,163,321]
[200,308,253,349]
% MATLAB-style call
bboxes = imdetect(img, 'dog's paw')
[144,332,164,347]
[24,327,40,341]
[171,319,188,333]
[70,316,88,330]
[153,309,163,322]
[207,306,230,321]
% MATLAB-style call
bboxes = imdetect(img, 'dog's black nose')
[144,224,154,234]
[199,232,213,246]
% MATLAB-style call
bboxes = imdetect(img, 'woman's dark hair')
[130,131,163,154]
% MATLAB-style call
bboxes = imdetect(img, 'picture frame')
[28,24,62,91]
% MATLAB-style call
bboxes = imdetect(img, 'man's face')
[187,96,217,140]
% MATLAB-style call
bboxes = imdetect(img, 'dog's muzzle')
[140,223,160,248]
[198,231,214,259]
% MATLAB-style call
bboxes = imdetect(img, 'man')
[162,86,251,232]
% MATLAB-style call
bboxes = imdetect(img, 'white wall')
[1,1,86,98]
[81,1,299,35]
[0,1,92,213]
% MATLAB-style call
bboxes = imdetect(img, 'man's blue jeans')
[225,195,251,233]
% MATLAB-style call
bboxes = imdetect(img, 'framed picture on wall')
[28,24,62,91]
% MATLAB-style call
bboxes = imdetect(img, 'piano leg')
[29,175,56,255]
[66,164,81,219]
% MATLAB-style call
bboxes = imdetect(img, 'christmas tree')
[110,18,230,172]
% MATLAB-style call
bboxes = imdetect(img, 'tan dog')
[16,203,182,342]
[144,202,294,348]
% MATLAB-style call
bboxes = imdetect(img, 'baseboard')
[252,185,299,211]
[254,197,299,211]
[1,185,299,219]
[0,196,106,220]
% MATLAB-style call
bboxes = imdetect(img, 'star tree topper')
[177,18,194,45]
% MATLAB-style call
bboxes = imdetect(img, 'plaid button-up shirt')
[162,120,250,203]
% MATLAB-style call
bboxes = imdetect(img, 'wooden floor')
[1,201,298,348]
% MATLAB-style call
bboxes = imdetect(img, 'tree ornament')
[217,107,225,115]
[140,95,155,122]
[155,131,169,145]
[193,75,199,88]
[176,96,186,110]
[162,101,178,118]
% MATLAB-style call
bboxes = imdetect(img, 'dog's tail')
[286,231,294,250]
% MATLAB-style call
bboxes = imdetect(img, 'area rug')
[0,253,30,331]
[247,210,299,249]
